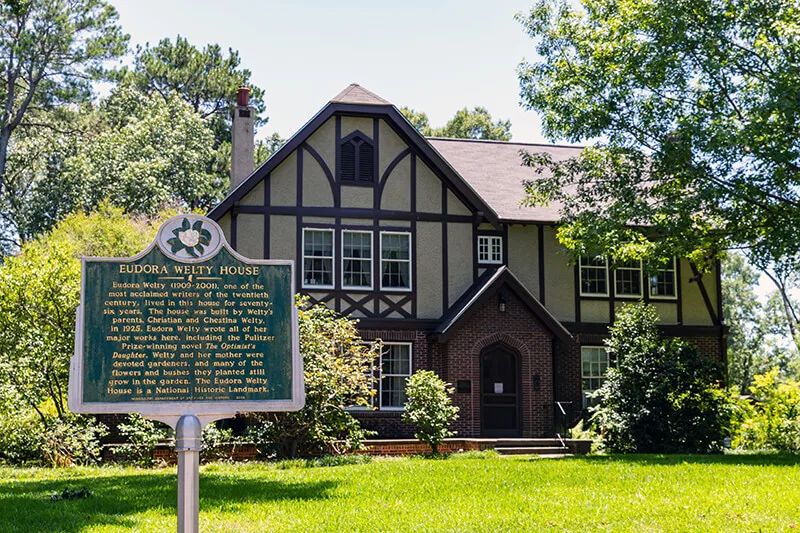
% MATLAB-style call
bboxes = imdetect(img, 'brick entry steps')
[494,439,570,456]
[360,438,591,457]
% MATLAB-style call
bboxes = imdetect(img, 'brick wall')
[440,288,555,438]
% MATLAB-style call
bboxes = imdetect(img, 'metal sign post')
[69,215,304,533]
[176,414,201,533]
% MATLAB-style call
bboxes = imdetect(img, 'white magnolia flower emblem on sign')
[156,214,224,261]
[167,218,212,258]
[179,229,200,248]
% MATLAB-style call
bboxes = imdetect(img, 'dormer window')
[341,131,375,183]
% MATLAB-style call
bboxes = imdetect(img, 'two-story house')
[208,84,725,439]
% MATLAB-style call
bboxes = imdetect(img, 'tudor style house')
[208,84,725,438]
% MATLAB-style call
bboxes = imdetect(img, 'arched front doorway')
[481,344,521,437]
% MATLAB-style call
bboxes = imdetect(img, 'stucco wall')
[542,226,575,322]
[507,225,539,299]
[447,223,473,308]
[236,214,264,259]
[416,222,443,318]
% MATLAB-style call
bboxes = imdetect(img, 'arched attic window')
[340,131,375,184]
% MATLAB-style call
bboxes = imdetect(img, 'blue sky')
[110,0,546,143]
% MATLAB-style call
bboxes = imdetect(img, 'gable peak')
[330,83,390,105]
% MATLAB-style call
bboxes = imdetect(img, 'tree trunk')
[0,126,10,192]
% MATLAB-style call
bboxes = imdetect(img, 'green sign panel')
[69,215,303,416]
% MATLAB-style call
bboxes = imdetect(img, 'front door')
[481,346,520,437]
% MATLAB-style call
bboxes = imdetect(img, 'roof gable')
[330,83,390,105]
[207,85,499,226]
[433,265,572,343]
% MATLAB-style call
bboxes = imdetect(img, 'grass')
[1,453,799,532]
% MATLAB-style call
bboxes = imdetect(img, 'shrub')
[592,303,735,453]
[402,370,460,454]
[118,413,172,466]
[40,416,108,467]
[201,422,237,462]
[735,368,800,451]
[0,411,107,467]
[248,297,381,459]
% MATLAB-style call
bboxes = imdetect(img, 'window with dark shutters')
[340,132,374,183]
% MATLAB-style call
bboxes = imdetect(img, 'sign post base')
[176,414,202,533]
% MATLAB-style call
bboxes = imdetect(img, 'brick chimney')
[230,86,254,190]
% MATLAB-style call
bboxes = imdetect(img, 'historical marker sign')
[68,214,304,417]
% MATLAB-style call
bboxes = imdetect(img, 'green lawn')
[1,453,798,532]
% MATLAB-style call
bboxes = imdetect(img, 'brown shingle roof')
[330,83,390,105]
[427,137,583,223]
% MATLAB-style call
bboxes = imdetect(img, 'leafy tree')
[402,370,459,454]
[592,303,734,453]
[0,204,164,422]
[517,0,800,270]
[400,106,511,140]
[400,107,432,137]
[121,35,266,130]
[64,86,223,214]
[0,0,128,189]
[723,254,768,393]
[434,107,512,141]
[0,105,99,250]
[735,368,800,451]
[249,297,380,459]
[255,132,286,166]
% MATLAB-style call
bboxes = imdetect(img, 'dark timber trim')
[295,147,304,290]
[263,173,270,258]
[677,259,684,324]
[573,264,581,323]
[442,181,449,312]
[689,262,720,326]
[538,224,545,305]
[502,225,509,266]
[230,202,239,250]
[207,101,499,227]
[410,153,418,317]
[564,322,729,338]
[230,204,472,222]
[608,264,616,323]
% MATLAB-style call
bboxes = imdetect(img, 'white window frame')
[579,256,609,297]
[301,228,335,290]
[581,346,611,408]
[341,230,373,290]
[649,257,678,300]
[379,342,413,410]
[379,231,412,292]
[477,235,503,264]
[614,259,643,298]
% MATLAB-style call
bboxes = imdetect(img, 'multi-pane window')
[342,231,372,289]
[341,133,374,183]
[615,259,642,297]
[477,235,503,264]
[650,258,677,299]
[381,343,412,409]
[581,346,610,408]
[380,232,411,290]
[580,256,609,296]
[302,229,334,288]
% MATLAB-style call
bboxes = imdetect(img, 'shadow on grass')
[560,452,800,467]
[0,470,337,533]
